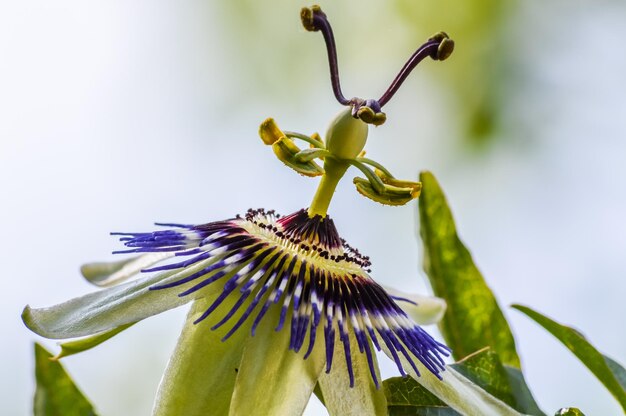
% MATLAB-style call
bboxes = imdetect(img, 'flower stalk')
[308,158,348,218]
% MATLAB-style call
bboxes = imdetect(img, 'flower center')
[241,209,371,276]
[114,207,450,388]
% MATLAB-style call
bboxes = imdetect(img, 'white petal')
[152,297,249,416]
[383,286,447,325]
[318,331,388,416]
[228,309,326,416]
[81,253,175,287]
[23,258,223,339]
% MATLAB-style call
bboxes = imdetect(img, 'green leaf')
[384,376,457,416]
[418,171,520,368]
[452,349,517,408]
[34,343,97,416]
[512,304,626,411]
[503,366,545,415]
[381,347,523,415]
[604,355,626,392]
[454,349,543,414]
[383,348,544,415]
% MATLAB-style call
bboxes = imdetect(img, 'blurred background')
[1,0,625,414]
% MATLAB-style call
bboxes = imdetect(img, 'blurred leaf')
[604,355,626,392]
[34,343,97,416]
[393,0,517,146]
[418,171,520,368]
[384,348,544,415]
[513,304,626,411]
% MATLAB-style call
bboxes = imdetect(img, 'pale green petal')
[23,257,225,339]
[384,286,447,325]
[229,310,326,416]
[318,332,388,416]
[81,253,174,287]
[153,297,249,416]
[54,322,136,359]
[382,346,523,415]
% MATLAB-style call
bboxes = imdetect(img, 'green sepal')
[53,323,136,360]
[272,137,325,177]
[353,177,421,206]
[34,343,98,416]
[513,304,626,412]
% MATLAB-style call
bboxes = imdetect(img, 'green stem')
[308,158,349,217]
